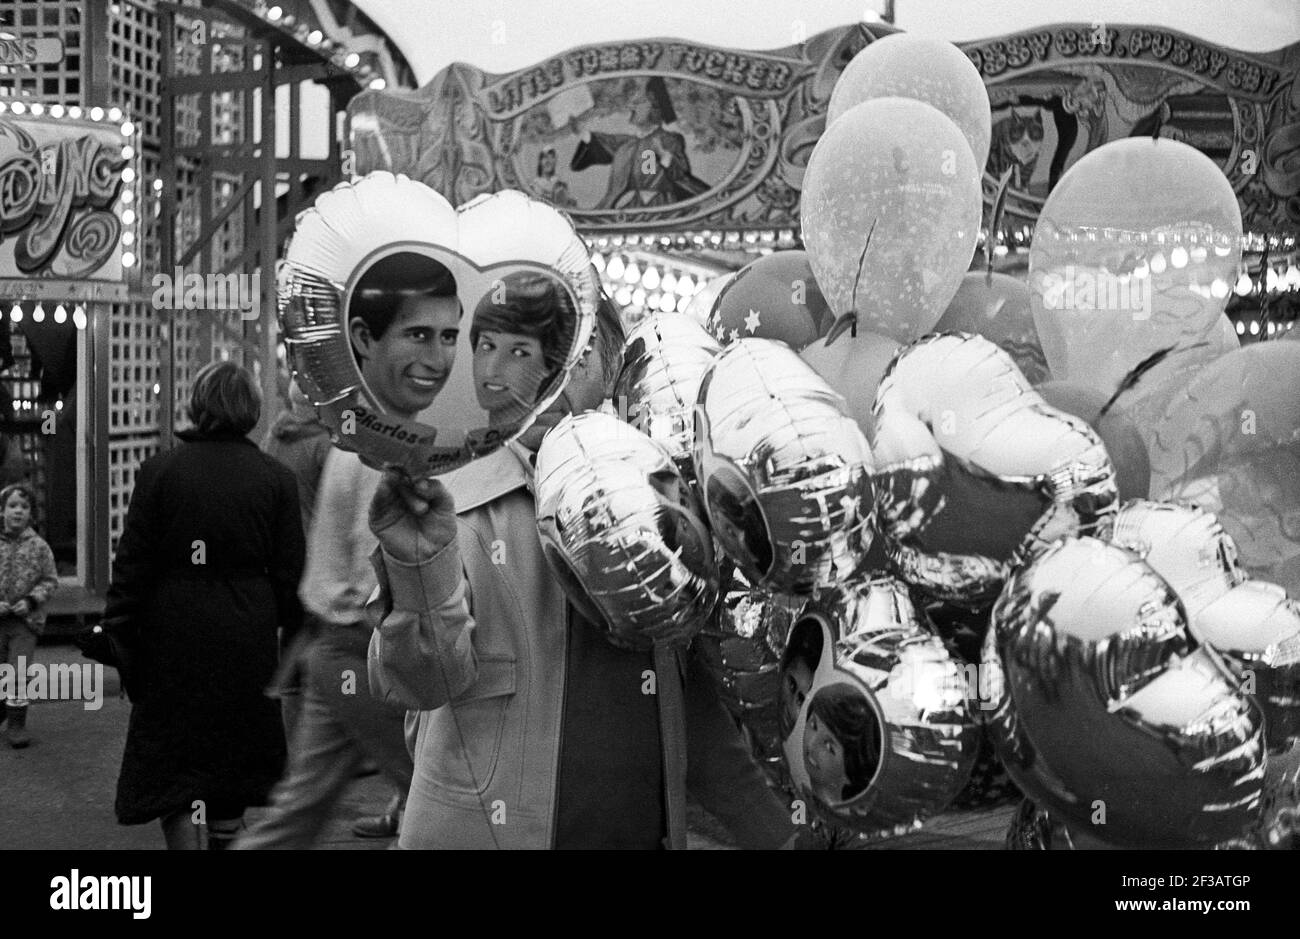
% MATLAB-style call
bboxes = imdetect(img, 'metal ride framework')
[0,0,406,598]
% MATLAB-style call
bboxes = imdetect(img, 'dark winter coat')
[107,429,305,825]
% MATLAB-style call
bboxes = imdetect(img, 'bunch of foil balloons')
[529,32,1299,848]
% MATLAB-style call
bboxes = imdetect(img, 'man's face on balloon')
[351,294,461,419]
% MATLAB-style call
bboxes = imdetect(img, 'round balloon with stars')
[707,251,835,351]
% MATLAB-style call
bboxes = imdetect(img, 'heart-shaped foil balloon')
[871,332,1117,606]
[982,536,1265,847]
[693,338,875,593]
[695,570,808,784]
[535,411,719,651]
[278,172,598,476]
[613,313,721,483]
[780,577,978,837]
[1111,500,1300,753]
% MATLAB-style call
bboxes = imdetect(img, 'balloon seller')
[365,288,798,850]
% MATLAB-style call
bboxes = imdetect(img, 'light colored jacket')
[367,445,793,850]
[302,449,381,626]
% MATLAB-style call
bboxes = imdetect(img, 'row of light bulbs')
[253,2,387,90]
[7,303,89,330]
[1237,320,1295,337]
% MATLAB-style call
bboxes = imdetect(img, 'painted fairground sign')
[0,114,130,282]
[346,22,1300,234]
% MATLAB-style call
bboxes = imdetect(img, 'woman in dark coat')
[107,360,305,849]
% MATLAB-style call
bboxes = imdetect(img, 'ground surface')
[0,643,1012,851]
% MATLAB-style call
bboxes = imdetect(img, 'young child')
[0,482,59,748]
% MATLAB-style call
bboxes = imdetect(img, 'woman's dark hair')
[348,251,459,345]
[470,270,577,377]
[592,290,626,388]
[808,682,880,801]
[187,360,261,436]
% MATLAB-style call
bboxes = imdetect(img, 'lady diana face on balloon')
[471,271,575,425]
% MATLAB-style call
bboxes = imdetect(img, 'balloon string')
[848,218,877,337]
[985,167,1015,282]
[1256,242,1273,340]
[408,485,503,850]
[1097,344,1179,420]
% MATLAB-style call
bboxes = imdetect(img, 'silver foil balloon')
[780,577,978,837]
[1110,500,1245,617]
[614,313,722,482]
[983,536,1265,847]
[696,572,808,783]
[535,411,719,651]
[694,338,875,592]
[871,332,1117,606]
[1111,499,1300,753]
[1196,582,1300,753]
[278,173,597,477]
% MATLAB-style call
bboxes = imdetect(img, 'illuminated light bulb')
[1235,273,1253,296]
[660,271,677,294]
[675,274,695,296]
[623,262,640,284]
[32,303,45,323]
[122,252,137,268]
[0,103,7,114]
[605,256,625,281]
[631,288,647,309]
[1150,252,1167,274]
[1210,279,1230,300]
[73,305,88,330]
[68,106,82,119]
[55,400,63,411]
[1235,320,1246,336]
[641,266,660,290]
[308,30,323,45]
[267,6,283,20]
[1170,247,1189,269]
[1286,265,1300,289]
[11,102,26,115]
[122,167,136,183]
[121,191,134,206]
[121,145,135,160]
[1268,322,1276,335]
[121,210,136,225]
[614,286,633,306]
[54,304,67,324]
[55,105,71,119]
[121,121,135,137]
[90,107,104,121]
[153,179,163,191]
[9,304,21,323]
[344,52,360,68]
[369,78,386,90]
[659,293,678,313]
[30,103,44,116]
[1249,321,1260,335]
[590,253,605,273]
[1267,269,1280,292]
